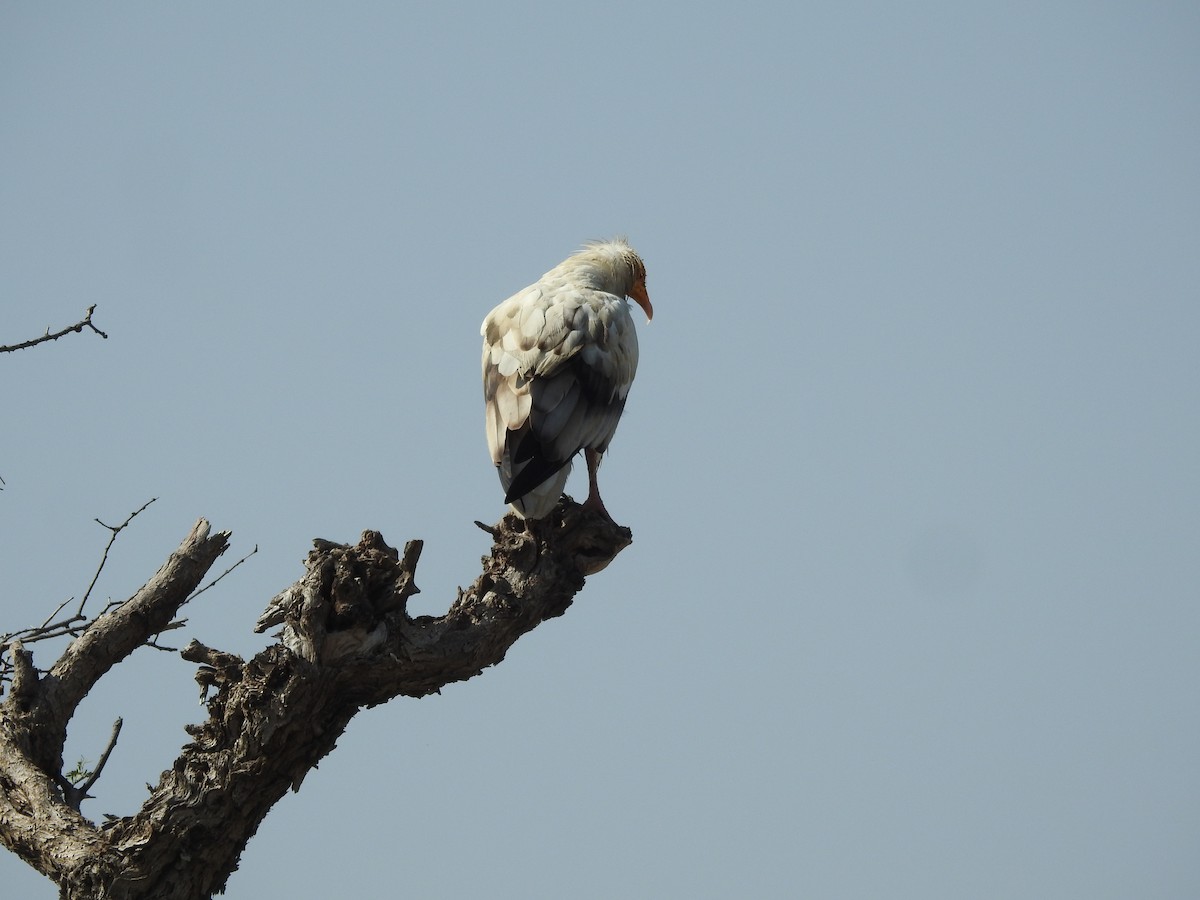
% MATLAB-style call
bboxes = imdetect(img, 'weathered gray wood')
[0,501,630,899]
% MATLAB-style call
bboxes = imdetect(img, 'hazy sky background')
[2,3,1198,898]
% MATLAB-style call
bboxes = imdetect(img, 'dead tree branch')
[0,498,631,900]
[0,305,108,353]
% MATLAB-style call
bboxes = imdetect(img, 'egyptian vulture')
[481,238,652,520]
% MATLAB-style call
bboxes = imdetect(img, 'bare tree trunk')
[0,502,631,899]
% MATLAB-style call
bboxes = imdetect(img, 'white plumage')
[481,238,652,520]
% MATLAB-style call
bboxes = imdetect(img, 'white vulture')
[481,238,652,520]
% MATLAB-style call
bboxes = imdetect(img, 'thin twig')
[78,498,157,617]
[0,305,109,353]
[63,718,123,810]
[4,616,88,646]
[186,544,257,603]
[39,596,76,630]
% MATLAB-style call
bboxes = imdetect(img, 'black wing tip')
[504,454,572,503]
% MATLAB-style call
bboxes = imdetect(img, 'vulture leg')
[582,448,613,520]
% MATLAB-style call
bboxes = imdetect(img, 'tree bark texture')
[0,502,631,899]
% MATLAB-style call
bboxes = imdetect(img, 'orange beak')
[628,280,653,321]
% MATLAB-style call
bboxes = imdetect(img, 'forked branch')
[0,498,631,900]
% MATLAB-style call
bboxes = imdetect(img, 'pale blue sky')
[3,3,1198,898]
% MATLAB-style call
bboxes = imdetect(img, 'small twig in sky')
[78,498,158,617]
[39,595,76,630]
[1,614,87,659]
[7,616,88,645]
[0,305,109,353]
[62,718,124,810]
[186,544,258,603]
